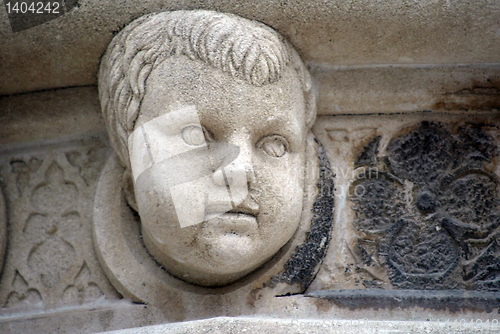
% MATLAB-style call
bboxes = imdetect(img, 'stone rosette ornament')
[351,121,500,291]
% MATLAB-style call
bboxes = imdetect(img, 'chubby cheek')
[134,168,200,250]
[255,152,305,248]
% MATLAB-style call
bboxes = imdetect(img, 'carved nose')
[212,169,228,187]
[210,140,253,187]
[222,160,252,186]
[416,191,436,213]
[211,154,251,187]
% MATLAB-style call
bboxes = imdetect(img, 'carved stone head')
[98,10,316,287]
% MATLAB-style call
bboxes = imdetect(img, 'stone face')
[128,58,309,287]
[96,10,325,289]
[91,137,333,313]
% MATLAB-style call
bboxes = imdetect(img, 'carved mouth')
[204,201,260,219]
[226,207,259,217]
[201,201,259,235]
[217,212,257,221]
[201,212,258,237]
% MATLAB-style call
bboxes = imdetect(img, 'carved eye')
[181,125,205,146]
[257,135,289,158]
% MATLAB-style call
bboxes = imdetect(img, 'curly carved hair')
[98,10,316,169]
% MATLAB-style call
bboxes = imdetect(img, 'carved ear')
[122,169,138,212]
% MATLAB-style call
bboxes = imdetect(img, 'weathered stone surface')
[97,316,500,334]
[0,174,6,280]
[352,121,500,291]
[1,3,500,333]
[0,87,104,146]
[1,1,500,96]
[308,289,500,312]
[310,111,500,293]
[0,136,121,312]
[312,64,500,115]
[1,84,499,334]
[0,301,158,333]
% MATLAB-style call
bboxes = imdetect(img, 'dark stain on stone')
[98,310,114,330]
[354,135,381,168]
[312,296,333,313]
[434,80,500,111]
[266,139,335,292]
[352,121,500,291]
[307,289,500,313]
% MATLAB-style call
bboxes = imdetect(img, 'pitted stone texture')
[310,111,500,292]
[352,121,500,291]
[308,289,500,313]
[97,10,321,288]
[97,316,499,334]
[2,1,500,96]
[0,137,121,311]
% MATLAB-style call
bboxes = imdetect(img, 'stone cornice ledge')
[311,62,500,115]
[96,316,500,334]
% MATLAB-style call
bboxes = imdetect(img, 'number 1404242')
[5,2,60,14]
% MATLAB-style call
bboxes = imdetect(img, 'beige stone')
[1,3,500,333]
[95,10,327,289]
[312,63,500,115]
[96,316,500,334]
[0,87,104,146]
[1,1,500,96]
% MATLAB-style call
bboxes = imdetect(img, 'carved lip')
[217,212,257,221]
[227,207,259,217]
[227,199,260,217]
[204,202,260,218]
[202,201,260,235]
[202,212,258,235]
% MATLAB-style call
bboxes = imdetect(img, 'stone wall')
[1,1,499,333]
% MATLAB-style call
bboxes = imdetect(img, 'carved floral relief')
[351,121,500,291]
[0,142,120,310]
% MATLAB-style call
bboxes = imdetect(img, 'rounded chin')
[187,237,265,275]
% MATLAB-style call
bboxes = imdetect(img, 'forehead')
[136,56,306,131]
